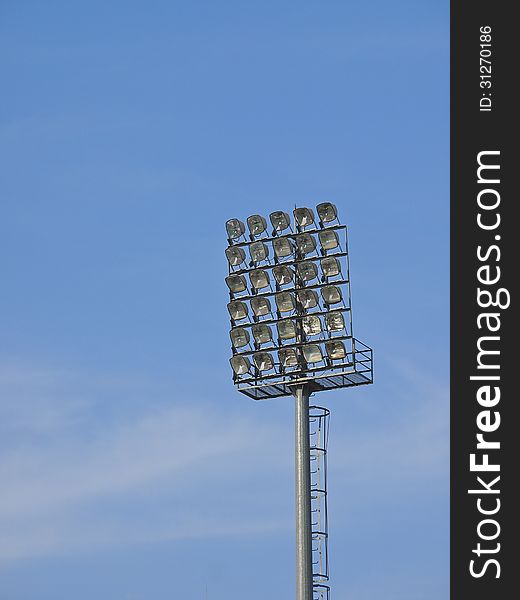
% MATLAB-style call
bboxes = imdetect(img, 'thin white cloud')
[0,359,447,562]
[334,379,448,482]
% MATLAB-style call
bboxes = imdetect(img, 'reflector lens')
[252,323,273,345]
[247,214,267,237]
[294,207,315,228]
[251,296,271,317]
[296,233,317,256]
[325,340,347,360]
[325,311,345,332]
[296,261,318,282]
[297,289,319,309]
[316,202,338,223]
[278,348,299,368]
[230,355,251,375]
[253,352,274,372]
[225,274,247,293]
[302,344,323,363]
[249,269,270,290]
[225,246,246,267]
[229,327,249,348]
[302,315,322,335]
[230,327,250,348]
[321,256,340,278]
[269,211,291,232]
[273,237,293,259]
[322,285,342,305]
[226,218,245,240]
[273,265,294,285]
[275,292,295,313]
[227,300,248,321]
[318,230,339,251]
[277,320,296,340]
[249,241,269,264]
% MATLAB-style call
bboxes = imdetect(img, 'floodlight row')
[225,229,344,270]
[227,285,346,325]
[225,203,339,244]
[227,279,348,306]
[230,312,349,353]
[226,256,345,297]
[230,339,351,379]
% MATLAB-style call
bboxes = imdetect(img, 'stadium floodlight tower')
[224,204,373,600]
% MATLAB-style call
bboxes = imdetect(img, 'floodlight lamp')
[225,274,247,294]
[252,323,273,345]
[249,269,270,290]
[273,265,294,285]
[249,241,269,264]
[273,237,294,260]
[269,211,291,233]
[318,230,340,251]
[253,352,274,372]
[226,218,245,241]
[316,202,338,224]
[296,233,317,256]
[302,344,323,364]
[228,300,249,321]
[230,355,251,375]
[277,319,297,341]
[321,256,341,278]
[297,289,319,310]
[302,315,322,335]
[296,261,318,283]
[325,340,347,360]
[325,311,345,332]
[294,207,315,229]
[278,348,299,368]
[322,285,343,305]
[247,214,267,237]
[230,327,250,349]
[276,291,295,313]
[251,296,272,317]
[225,246,246,267]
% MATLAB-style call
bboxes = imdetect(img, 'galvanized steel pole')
[294,384,313,600]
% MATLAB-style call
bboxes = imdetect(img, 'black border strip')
[451,2,516,597]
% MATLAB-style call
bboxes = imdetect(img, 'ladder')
[309,406,331,600]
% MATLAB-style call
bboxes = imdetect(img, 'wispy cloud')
[0,358,447,562]
[0,361,292,560]
[334,360,448,482]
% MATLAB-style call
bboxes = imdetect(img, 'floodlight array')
[225,204,372,398]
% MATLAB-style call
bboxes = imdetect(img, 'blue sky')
[0,1,448,598]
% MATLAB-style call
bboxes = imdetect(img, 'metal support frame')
[227,224,373,400]
[225,206,374,599]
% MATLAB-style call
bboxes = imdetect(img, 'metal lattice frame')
[226,212,373,399]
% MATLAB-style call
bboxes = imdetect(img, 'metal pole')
[294,384,313,600]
